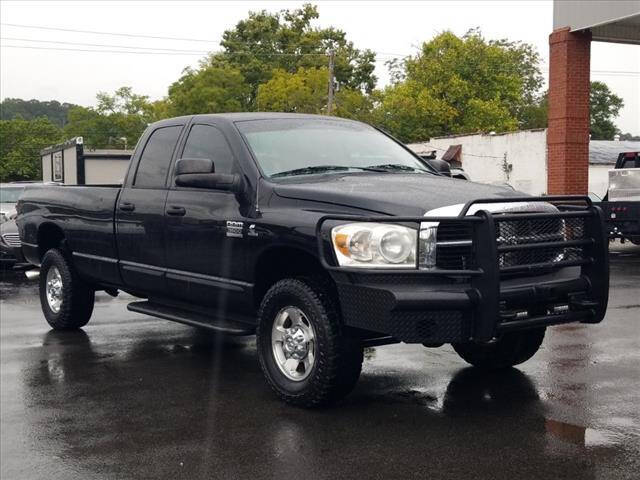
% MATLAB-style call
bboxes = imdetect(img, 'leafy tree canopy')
[257,67,328,113]
[375,29,544,142]
[589,80,624,140]
[517,81,627,140]
[0,98,78,128]
[168,3,376,113]
[64,87,154,149]
[167,65,251,116]
[0,117,63,181]
[619,132,640,141]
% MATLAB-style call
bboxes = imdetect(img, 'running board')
[127,301,255,335]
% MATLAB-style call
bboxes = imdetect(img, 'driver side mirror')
[427,159,452,177]
[175,158,243,193]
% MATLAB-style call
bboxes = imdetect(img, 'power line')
[0,22,404,53]
[0,44,338,57]
[0,44,206,56]
[0,22,220,43]
[4,43,636,77]
[0,36,211,53]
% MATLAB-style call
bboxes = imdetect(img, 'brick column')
[547,27,591,195]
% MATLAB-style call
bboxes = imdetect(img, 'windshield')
[236,118,434,178]
[0,186,25,203]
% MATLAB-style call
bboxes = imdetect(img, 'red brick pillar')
[547,27,591,195]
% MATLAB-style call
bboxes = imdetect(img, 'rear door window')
[134,126,182,188]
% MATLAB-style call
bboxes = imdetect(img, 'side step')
[127,301,255,335]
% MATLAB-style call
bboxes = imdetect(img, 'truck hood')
[272,173,522,215]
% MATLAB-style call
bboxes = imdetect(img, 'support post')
[547,27,592,195]
[327,49,335,115]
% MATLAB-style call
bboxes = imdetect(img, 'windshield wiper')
[271,165,386,178]
[365,163,432,173]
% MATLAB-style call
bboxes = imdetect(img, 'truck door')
[163,123,251,312]
[116,124,184,295]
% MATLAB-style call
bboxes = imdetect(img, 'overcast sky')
[1,0,638,134]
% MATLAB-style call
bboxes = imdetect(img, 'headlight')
[331,223,419,268]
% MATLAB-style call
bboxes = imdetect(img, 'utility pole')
[327,49,335,115]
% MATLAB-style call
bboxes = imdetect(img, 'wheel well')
[37,223,65,259]
[253,247,334,308]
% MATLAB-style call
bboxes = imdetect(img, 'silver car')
[0,184,25,224]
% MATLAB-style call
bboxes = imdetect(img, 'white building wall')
[409,129,548,195]
[409,129,617,196]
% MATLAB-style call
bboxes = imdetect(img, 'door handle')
[119,202,135,212]
[166,205,186,216]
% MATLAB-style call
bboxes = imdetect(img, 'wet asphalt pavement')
[1,244,639,480]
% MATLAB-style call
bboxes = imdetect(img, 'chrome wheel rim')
[271,306,316,382]
[46,266,63,313]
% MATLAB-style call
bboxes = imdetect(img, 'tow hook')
[24,269,40,280]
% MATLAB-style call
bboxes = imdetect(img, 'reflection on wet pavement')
[1,243,639,479]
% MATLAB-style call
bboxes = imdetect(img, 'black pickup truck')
[17,113,609,407]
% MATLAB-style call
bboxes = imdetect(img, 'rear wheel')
[256,278,363,407]
[452,328,546,370]
[39,249,95,330]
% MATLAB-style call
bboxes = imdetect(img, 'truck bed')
[18,185,122,281]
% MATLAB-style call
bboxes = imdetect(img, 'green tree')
[374,29,544,142]
[256,66,376,121]
[0,98,78,127]
[333,88,377,123]
[0,117,63,181]
[167,65,251,116]
[257,67,328,113]
[619,132,640,141]
[519,82,625,137]
[590,81,624,140]
[178,4,375,110]
[63,87,155,149]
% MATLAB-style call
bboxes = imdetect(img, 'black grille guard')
[315,196,609,341]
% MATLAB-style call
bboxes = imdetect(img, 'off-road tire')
[40,248,95,330]
[256,278,363,407]
[452,328,546,370]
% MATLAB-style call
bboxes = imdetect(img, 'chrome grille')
[1,233,21,247]
[494,216,586,271]
[436,222,475,270]
[435,215,587,275]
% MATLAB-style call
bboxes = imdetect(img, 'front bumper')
[317,196,609,344]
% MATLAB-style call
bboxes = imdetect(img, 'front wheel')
[39,248,95,330]
[256,278,363,407]
[452,328,546,370]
